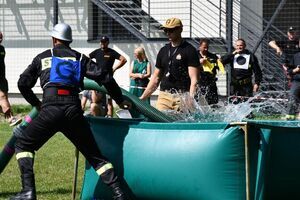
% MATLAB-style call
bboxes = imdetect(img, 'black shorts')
[0,78,8,93]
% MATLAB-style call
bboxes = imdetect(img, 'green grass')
[10,104,32,116]
[0,123,85,200]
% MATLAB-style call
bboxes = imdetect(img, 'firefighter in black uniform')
[221,38,262,97]
[11,23,131,200]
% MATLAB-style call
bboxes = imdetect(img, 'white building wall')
[4,43,164,94]
[1,0,232,97]
[142,0,225,38]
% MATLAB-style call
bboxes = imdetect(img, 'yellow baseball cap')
[161,18,183,29]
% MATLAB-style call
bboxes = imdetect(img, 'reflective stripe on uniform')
[96,163,113,175]
[129,86,146,89]
[16,152,34,160]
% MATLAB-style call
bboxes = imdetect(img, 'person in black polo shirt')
[140,17,200,111]
[221,38,262,97]
[89,36,127,117]
[269,26,300,64]
[285,52,300,120]
[269,27,300,88]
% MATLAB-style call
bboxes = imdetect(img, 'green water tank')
[81,117,246,200]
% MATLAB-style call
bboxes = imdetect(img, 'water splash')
[162,91,299,124]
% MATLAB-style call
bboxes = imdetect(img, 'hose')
[0,79,174,174]
[83,79,175,122]
[0,107,39,174]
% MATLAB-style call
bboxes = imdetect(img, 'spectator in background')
[89,36,127,117]
[81,90,107,116]
[129,47,151,104]
[285,52,300,120]
[198,39,225,105]
[0,31,21,126]
[269,26,300,64]
[140,17,199,111]
[221,38,262,97]
[269,27,300,88]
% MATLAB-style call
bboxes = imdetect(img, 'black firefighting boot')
[10,155,36,200]
[111,182,127,200]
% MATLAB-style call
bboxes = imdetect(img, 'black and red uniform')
[15,44,124,192]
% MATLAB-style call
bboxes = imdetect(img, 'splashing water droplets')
[162,91,291,122]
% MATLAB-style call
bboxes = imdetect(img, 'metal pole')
[243,124,250,200]
[252,0,287,53]
[226,0,233,97]
[190,0,192,38]
[148,0,150,38]
[53,0,58,25]
[72,148,80,200]
[219,0,222,37]
[226,0,233,53]
[230,122,250,200]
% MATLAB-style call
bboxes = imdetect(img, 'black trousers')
[15,98,117,185]
[288,81,300,115]
[199,81,218,105]
[231,82,253,97]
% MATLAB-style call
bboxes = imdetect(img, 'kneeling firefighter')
[11,23,131,200]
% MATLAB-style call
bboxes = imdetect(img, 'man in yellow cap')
[140,17,200,111]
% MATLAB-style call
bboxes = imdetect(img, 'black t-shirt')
[89,48,121,75]
[156,41,200,91]
[0,45,5,79]
[289,52,300,81]
[276,39,300,60]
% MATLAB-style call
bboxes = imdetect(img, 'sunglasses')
[164,28,178,33]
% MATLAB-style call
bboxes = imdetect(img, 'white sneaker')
[9,117,22,127]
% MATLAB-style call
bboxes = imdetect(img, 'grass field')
[0,122,85,200]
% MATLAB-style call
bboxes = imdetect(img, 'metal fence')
[0,0,299,93]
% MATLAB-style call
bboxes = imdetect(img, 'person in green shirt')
[129,47,152,104]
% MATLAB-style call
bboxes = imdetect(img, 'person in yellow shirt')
[198,39,225,105]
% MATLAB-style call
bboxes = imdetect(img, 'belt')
[232,78,252,85]
[162,89,187,94]
[43,87,78,98]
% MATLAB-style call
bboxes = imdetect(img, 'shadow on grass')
[0,188,74,198]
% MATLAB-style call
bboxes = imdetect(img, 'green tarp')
[81,117,246,200]
[248,121,300,200]
[81,118,300,200]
